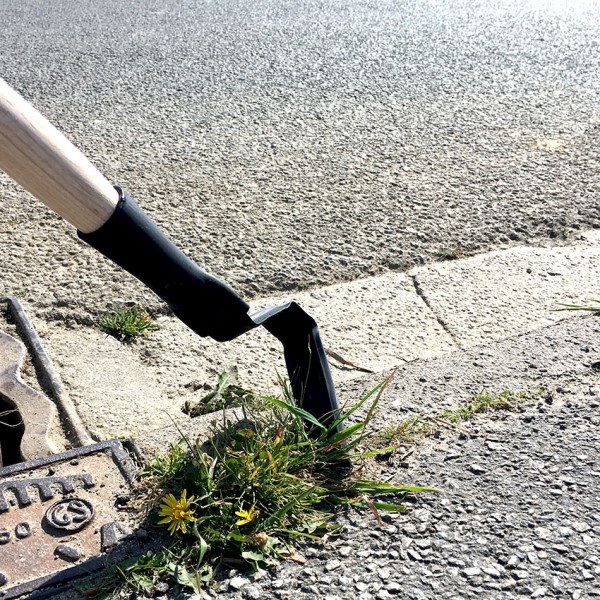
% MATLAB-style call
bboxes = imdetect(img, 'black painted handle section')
[78,188,255,342]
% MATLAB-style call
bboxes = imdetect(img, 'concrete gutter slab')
[412,243,600,348]
[42,329,181,446]
[252,272,457,372]
[36,236,598,454]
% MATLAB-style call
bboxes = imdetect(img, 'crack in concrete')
[410,273,461,348]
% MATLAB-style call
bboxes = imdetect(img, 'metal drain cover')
[0,440,138,598]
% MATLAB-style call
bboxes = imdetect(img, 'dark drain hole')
[0,394,24,467]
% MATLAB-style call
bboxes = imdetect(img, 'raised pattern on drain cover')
[44,498,95,532]
[0,474,94,512]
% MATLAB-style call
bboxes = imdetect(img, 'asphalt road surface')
[1,0,599,322]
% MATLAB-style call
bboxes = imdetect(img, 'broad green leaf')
[242,550,264,561]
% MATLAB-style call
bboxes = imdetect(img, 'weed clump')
[182,366,255,417]
[99,306,159,341]
[82,375,434,596]
[378,389,543,448]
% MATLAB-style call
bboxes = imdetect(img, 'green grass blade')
[261,395,326,430]
[260,485,321,529]
[274,529,323,540]
[371,501,406,512]
[352,481,437,494]
[325,422,364,445]
[327,379,387,432]
[364,369,396,424]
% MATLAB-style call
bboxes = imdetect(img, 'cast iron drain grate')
[0,440,140,599]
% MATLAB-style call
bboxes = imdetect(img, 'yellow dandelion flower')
[235,505,259,526]
[158,489,196,535]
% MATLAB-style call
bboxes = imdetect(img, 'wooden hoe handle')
[0,77,118,233]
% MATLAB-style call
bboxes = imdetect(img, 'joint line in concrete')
[410,274,460,348]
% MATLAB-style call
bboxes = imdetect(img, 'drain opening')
[0,393,24,466]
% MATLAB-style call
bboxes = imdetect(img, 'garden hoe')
[0,78,340,431]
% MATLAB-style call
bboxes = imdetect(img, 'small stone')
[469,464,486,474]
[378,568,391,580]
[507,555,520,568]
[356,581,369,592]
[0,573,7,587]
[482,566,501,578]
[229,576,250,590]
[154,582,169,593]
[552,545,570,554]
[448,557,466,567]
[243,586,263,600]
[326,559,342,572]
[135,528,149,540]
[572,522,591,533]
[582,570,595,581]
[376,591,393,600]
[339,546,352,557]
[464,567,482,577]
[573,591,583,600]
[552,576,564,589]
[512,570,529,580]
[407,549,422,561]
[54,544,80,562]
[531,588,547,598]
[414,508,431,522]
[535,527,553,541]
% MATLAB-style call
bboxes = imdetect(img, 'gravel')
[1,0,599,325]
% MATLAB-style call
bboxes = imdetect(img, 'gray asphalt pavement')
[1,0,599,319]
